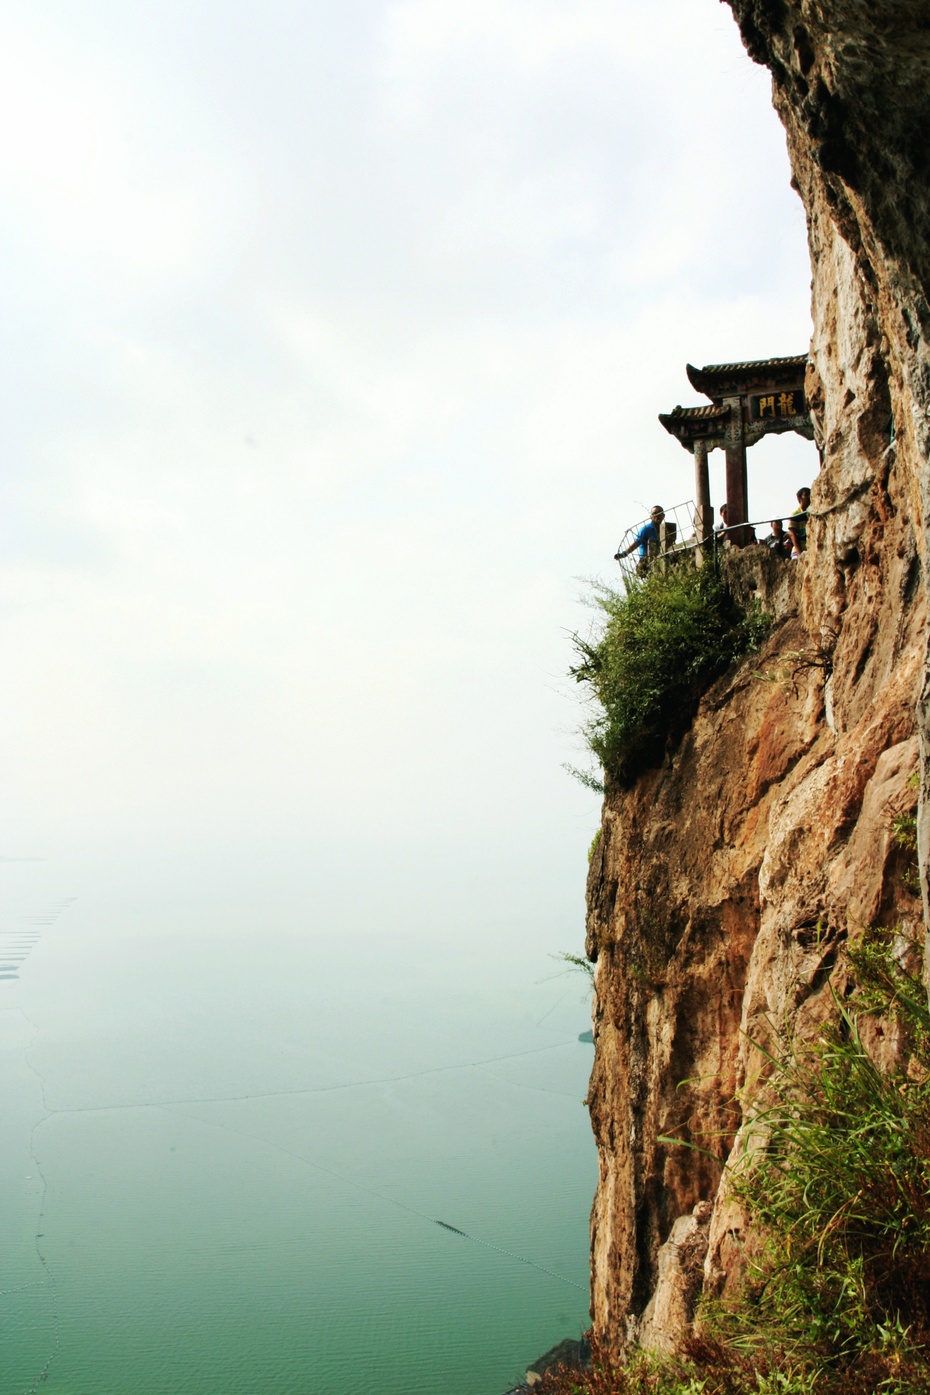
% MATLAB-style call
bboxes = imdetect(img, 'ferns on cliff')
[569,565,767,787]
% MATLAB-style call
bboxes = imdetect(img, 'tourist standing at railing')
[787,487,811,557]
[714,503,757,546]
[615,505,665,574]
[765,519,792,559]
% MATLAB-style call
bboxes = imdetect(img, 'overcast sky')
[0,0,814,932]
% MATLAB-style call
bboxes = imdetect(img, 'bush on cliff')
[570,565,767,786]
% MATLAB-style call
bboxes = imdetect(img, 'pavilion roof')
[687,354,808,398]
[657,401,731,449]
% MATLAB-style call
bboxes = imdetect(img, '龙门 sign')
[750,389,807,421]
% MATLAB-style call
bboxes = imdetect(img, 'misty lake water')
[1,858,595,1395]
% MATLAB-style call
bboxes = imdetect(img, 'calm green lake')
[1,860,595,1395]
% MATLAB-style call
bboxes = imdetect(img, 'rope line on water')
[429,1218,586,1291]
[26,1038,582,1118]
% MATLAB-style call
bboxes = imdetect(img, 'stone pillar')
[723,398,749,546]
[693,439,712,564]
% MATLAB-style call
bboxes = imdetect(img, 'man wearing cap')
[615,506,666,573]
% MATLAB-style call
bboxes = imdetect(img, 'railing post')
[658,520,677,574]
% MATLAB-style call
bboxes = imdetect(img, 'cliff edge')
[584,0,930,1354]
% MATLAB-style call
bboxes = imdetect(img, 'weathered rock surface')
[584,1,930,1353]
[638,1201,713,1355]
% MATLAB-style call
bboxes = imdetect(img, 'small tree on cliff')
[570,565,766,787]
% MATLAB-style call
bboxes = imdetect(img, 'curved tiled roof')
[658,402,731,446]
[661,403,730,421]
[687,354,809,396]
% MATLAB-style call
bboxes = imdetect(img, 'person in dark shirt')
[764,519,792,559]
[787,487,811,557]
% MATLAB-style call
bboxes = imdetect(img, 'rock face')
[723,0,930,948]
[584,1,930,1351]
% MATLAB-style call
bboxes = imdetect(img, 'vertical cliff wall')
[584,1,930,1350]
[724,0,930,953]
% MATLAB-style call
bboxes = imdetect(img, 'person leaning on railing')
[615,505,665,574]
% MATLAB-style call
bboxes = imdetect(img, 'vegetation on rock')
[569,566,767,788]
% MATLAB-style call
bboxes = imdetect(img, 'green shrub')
[570,566,767,786]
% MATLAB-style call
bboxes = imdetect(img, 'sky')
[0,0,815,934]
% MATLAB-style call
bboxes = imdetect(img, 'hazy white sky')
[0,0,814,929]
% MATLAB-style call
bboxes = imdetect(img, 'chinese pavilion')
[659,355,815,548]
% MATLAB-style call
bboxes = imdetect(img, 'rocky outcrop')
[525,1338,590,1388]
[638,1202,713,1354]
[584,1,930,1351]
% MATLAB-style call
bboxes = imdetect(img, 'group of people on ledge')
[716,486,811,559]
[616,487,811,572]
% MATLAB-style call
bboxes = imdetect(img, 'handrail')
[615,514,804,577]
[671,517,803,555]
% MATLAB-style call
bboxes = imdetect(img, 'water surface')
[1,860,595,1394]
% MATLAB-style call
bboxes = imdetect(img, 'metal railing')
[613,500,696,579]
[615,511,804,577]
[674,517,802,558]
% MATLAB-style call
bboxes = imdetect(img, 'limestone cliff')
[584,1,930,1352]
